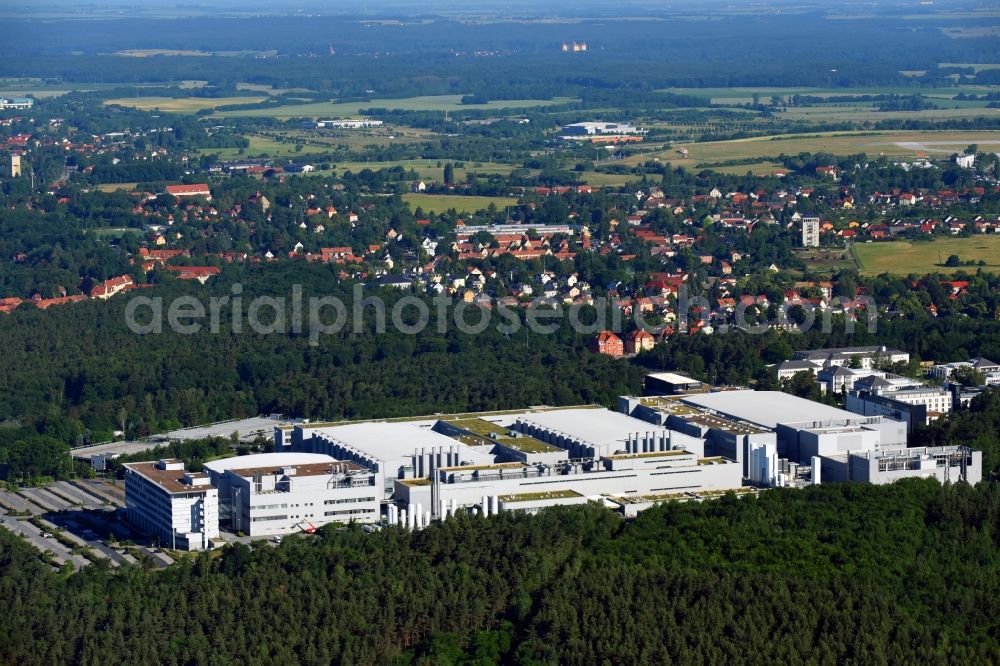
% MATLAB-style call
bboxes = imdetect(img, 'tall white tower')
[801,216,820,247]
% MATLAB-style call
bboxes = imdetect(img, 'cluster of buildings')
[0,97,34,110]
[776,347,1000,431]
[122,374,983,550]
[310,119,384,129]
[561,122,644,143]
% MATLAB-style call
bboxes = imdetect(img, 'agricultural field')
[779,105,998,124]
[656,85,999,105]
[104,96,266,112]
[0,78,168,98]
[402,194,519,215]
[852,237,1000,275]
[571,170,636,187]
[115,49,277,57]
[622,131,1000,170]
[215,95,578,118]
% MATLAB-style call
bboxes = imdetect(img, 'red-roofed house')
[163,266,221,284]
[30,294,88,310]
[0,297,23,313]
[589,330,624,357]
[90,275,135,300]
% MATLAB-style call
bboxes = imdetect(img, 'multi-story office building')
[123,459,219,551]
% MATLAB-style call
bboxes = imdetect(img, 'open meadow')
[853,237,1000,275]
[402,194,519,215]
[214,95,578,118]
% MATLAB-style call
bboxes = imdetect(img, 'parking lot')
[0,480,174,570]
[69,415,295,464]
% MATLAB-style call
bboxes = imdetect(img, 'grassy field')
[622,131,1000,169]
[572,170,636,187]
[795,248,858,276]
[95,183,138,193]
[204,135,331,159]
[215,95,577,118]
[403,194,519,215]
[853,237,1000,275]
[91,227,145,239]
[104,96,266,112]
[328,159,522,182]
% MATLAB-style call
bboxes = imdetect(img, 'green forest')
[0,479,997,664]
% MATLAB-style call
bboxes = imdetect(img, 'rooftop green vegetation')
[397,478,431,486]
[697,457,728,465]
[440,462,526,472]
[498,490,583,503]
[605,450,690,460]
[452,434,495,448]
[495,436,561,454]
[638,397,700,415]
[445,418,504,437]
[612,491,691,504]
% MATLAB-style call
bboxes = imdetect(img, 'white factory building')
[561,121,642,137]
[619,389,979,488]
[123,459,219,551]
[314,119,384,129]
[126,388,985,548]
[203,453,379,537]
[279,406,745,522]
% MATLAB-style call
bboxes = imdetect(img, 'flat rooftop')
[638,396,701,414]
[498,490,583,503]
[646,372,701,385]
[494,435,561,454]
[516,408,670,450]
[310,421,483,464]
[603,450,691,460]
[227,461,365,478]
[124,462,213,495]
[439,462,527,472]
[204,452,336,475]
[680,390,859,430]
